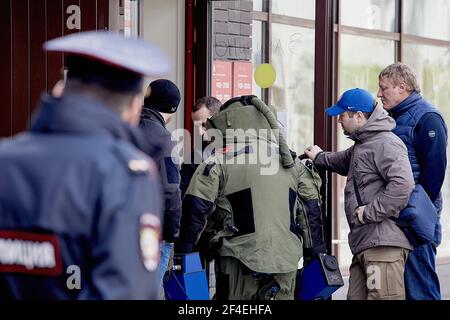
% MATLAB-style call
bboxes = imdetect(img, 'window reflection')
[403,43,450,260]
[270,24,315,153]
[272,0,315,20]
[252,20,263,99]
[341,0,396,32]
[404,0,450,41]
[337,34,395,269]
[339,35,395,96]
[253,0,263,11]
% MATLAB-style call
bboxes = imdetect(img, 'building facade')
[1,0,449,272]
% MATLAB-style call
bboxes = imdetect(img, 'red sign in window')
[211,60,232,104]
[233,61,253,97]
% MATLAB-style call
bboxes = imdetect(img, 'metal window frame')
[336,0,450,56]
[188,0,450,262]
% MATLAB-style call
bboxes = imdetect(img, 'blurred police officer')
[0,31,170,299]
[139,79,182,296]
[175,96,325,300]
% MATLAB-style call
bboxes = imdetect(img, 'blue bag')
[164,253,209,300]
[391,184,438,247]
[295,254,344,300]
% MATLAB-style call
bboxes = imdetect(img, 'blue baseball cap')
[326,88,375,116]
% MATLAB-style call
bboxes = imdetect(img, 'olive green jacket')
[178,138,325,273]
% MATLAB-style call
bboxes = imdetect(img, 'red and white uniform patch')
[139,213,161,272]
[0,230,62,276]
[216,146,231,154]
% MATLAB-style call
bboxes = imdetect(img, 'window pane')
[124,0,140,37]
[404,0,450,41]
[253,0,263,11]
[339,34,395,95]
[337,34,395,269]
[341,0,396,32]
[270,24,315,153]
[252,20,263,98]
[272,0,315,20]
[403,43,450,260]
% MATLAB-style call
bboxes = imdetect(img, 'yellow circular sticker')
[254,63,276,88]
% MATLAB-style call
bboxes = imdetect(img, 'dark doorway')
[0,0,108,138]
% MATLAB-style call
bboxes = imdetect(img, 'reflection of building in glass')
[405,0,450,41]
[341,0,396,31]
[270,25,315,152]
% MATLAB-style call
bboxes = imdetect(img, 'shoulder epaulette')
[112,141,156,176]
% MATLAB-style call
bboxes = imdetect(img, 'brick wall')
[212,0,253,61]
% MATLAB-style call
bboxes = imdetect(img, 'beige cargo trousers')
[347,246,409,300]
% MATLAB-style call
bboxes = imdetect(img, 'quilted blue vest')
[389,92,446,244]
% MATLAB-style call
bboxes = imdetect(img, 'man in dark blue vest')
[378,62,448,300]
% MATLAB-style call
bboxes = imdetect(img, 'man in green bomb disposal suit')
[175,95,326,300]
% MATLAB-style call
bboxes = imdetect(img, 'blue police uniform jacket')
[389,92,448,244]
[0,93,163,299]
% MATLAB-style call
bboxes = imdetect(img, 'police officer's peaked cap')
[44,31,171,92]
[44,31,170,76]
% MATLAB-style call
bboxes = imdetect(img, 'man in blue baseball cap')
[304,88,415,300]
[0,31,170,299]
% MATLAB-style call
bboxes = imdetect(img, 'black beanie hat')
[144,79,181,113]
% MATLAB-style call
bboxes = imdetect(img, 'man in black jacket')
[139,79,182,297]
